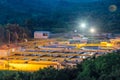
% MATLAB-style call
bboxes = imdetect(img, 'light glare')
[80,23,86,28]
[90,28,95,33]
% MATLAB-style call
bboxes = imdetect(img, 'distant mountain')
[0,0,119,33]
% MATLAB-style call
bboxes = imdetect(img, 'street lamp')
[90,28,96,43]
[79,22,86,35]
[74,30,77,33]
[80,23,86,28]
[90,28,95,33]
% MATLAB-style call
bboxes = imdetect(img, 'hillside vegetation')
[0,0,120,33]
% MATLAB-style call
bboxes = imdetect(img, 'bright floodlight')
[80,23,86,28]
[90,28,95,33]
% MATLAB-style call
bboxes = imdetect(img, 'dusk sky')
[65,0,100,2]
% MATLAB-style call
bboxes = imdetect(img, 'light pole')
[81,23,86,28]
[6,30,11,45]
[79,22,86,35]
[73,29,77,35]
[90,28,95,33]
[7,44,10,70]
[90,28,96,43]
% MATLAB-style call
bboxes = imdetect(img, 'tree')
[0,71,31,80]
[76,53,120,80]
[32,67,58,80]
[5,23,31,43]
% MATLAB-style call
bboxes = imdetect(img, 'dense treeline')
[0,0,120,33]
[0,24,31,45]
[0,52,120,80]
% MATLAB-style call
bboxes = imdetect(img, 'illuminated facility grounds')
[0,38,120,71]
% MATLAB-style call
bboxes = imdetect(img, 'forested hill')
[0,0,120,33]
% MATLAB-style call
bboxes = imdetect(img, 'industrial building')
[34,31,50,39]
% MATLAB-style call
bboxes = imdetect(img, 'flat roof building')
[34,31,50,39]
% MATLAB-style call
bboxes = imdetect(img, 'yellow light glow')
[107,43,113,47]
